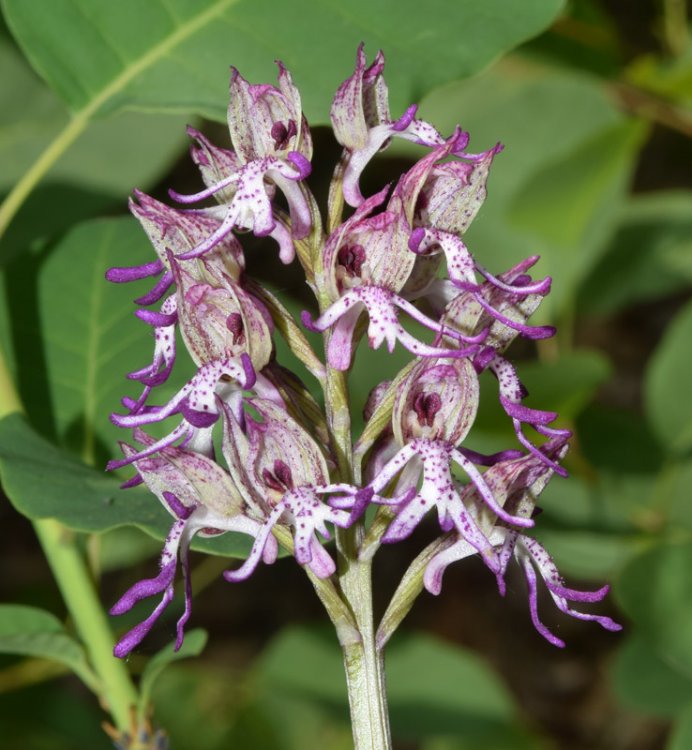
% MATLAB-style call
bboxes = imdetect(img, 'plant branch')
[34,519,138,732]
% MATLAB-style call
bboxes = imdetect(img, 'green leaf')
[98,526,164,572]
[615,541,692,680]
[1,216,178,465]
[3,0,565,124]
[258,626,346,709]
[258,626,526,743]
[0,604,98,688]
[577,406,665,474]
[645,299,692,455]
[0,413,256,557]
[0,38,188,197]
[578,192,692,315]
[507,119,648,313]
[138,628,207,714]
[613,635,692,718]
[534,527,640,579]
[385,634,516,740]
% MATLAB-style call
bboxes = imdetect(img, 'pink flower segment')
[105,49,620,657]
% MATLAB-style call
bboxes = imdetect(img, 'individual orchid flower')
[332,359,534,567]
[221,398,352,580]
[226,63,312,163]
[169,151,312,264]
[302,186,486,370]
[107,354,256,470]
[110,431,275,657]
[165,63,314,264]
[331,44,449,206]
[423,438,622,647]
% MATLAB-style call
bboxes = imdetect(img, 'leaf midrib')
[72,0,238,121]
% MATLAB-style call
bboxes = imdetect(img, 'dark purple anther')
[271,119,297,150]
[226,312,245,344]
[337,244,366,277]
[413,392,442,427]
[262,459,294,492]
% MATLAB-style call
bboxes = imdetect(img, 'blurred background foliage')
[0,0,691,748]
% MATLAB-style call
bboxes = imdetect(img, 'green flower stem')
[323,361,393,748]
[34,519,138,731]
[0,346,137,733]
[340,554,392,750]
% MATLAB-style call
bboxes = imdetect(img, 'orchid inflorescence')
[107,45,620,658]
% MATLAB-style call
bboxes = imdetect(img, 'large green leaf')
[0,413,255,557]
[3,0,565,124]
[613,635,692,718]
[645,299,692,455]
[1,217,178,464]
[0,38,188,196]
[0,604,98,688]
[507,119,647,311]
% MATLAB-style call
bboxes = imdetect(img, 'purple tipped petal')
[106,259,163,283]
[500,398,557,425]
[392,104,417,132]
[136,308,178,327]
[110,560,176,616]
[134,270,174,305]
[521,555,566,648]
[113,587,175,658]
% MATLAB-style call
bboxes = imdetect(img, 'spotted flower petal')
[221,399,352,578]
[110,439,273,656]
[302,285,483,371]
